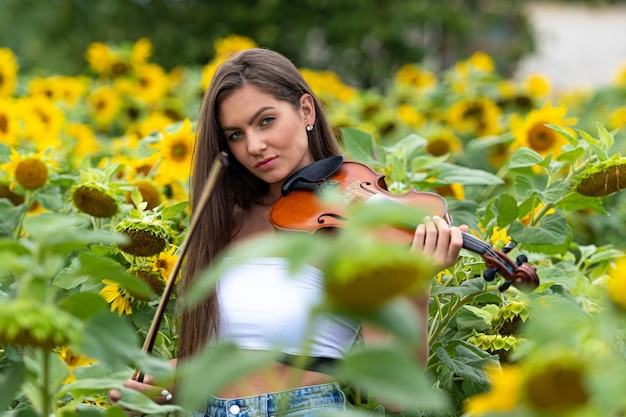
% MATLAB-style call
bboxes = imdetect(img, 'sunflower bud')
[575,157,626,197]
[0,301,82,349]
[128,264,165,299]
[324,237,434,312]
[71,182,119,218]
[115,218,169,257]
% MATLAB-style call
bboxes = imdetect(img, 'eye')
[226,131,244,142]
[260,116,275,126]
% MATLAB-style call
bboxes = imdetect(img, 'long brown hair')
[178,48,342,359]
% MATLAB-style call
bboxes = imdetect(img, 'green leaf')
[0,360,25,411]
[160,201,189,220]
[596,122,615,150]
[431,277,485,297]
[557,193,606,214]
[429,163,503,186]
[0,200,22,238]
[546,123,579,147]
[509,147,544,168]
[81,310,142,367]
[342,127,377,163]
[513,175,536,200]
[335,346,448,412]
[58,292,108,320]
[176,343,279,412]
[488,193,520,227]
[508,214,572,254]
[556,146,585,165]
[72,252,153,299]
[434,341,495,390]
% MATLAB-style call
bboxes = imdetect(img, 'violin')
[269,156,539,292]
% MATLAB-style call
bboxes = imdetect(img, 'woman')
[110,48,467,416]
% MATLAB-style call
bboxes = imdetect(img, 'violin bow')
[133,151,229,381]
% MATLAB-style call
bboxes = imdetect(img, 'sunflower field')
[2,34,626,417]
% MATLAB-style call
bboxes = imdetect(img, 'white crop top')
[217,257,360,358]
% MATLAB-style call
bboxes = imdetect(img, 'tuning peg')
[502,242,517,254]
[516,254,528,266]
[498,279,513,292]
[483,267,498,282]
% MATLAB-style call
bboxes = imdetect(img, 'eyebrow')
[221,106,276,131]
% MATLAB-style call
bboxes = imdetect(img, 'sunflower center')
[463,104,484,121]
[426,138,450,156]
[525,366,589,412]
[527,123,556,151]
[111,61,129,76]
[15,158,48,189]
[171,142,189,161]
[0,113,8,133]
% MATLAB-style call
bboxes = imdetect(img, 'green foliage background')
[0,0,537,88]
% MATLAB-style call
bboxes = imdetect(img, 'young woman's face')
[219,84,315,197]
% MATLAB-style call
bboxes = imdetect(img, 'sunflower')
[128,264,164,300]
[15,96,65,150]
[524,73,552,98]
[423,126,462,157]
[607,255,626,310]
[70,165,122,218]
[609,106,626,130]
[65,123,101,160]
[152,245,179,283]
[57,346,96,383]
[446,97,503,137]
[613,61,626,88]
[85,42,116,75]
[0,47,18,97]
[28,75,87,108]
[396,104,426,129]
[130,37,153,69]
[524,362,589,413]
[153,118,195,183]
[0,148,57,191]
[510,102,578,158]
[88,86,122,126]
[127,178,162,210]
[463,364,522,416]
[125,111,175,142]
[488,226,512,249]
[300,69,357,104]
[129,63,171,104]
[0,301,83,349]
[213,35,258,59]
[575,155,626,197]
[115,216,170,257]
[0,98,20,147]
[393,63,437,90]
[99,279,133,316]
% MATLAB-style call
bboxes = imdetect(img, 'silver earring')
[306,124,313,131]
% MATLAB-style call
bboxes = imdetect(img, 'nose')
[246,131,267,155]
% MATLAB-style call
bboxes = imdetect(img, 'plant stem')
[41,348,52,417]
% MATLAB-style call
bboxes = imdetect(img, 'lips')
[255,156,277,169]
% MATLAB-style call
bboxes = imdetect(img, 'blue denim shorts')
[194,383,347,417]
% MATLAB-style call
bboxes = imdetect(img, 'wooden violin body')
[269,159,540,292]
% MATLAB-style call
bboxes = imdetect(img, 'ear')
[299,93,316,125]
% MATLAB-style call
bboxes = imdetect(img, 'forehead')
[218,84,287,126]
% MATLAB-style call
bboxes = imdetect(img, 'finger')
[108,388,122,405]
[422,216,439,254]
[412,221,427,251]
